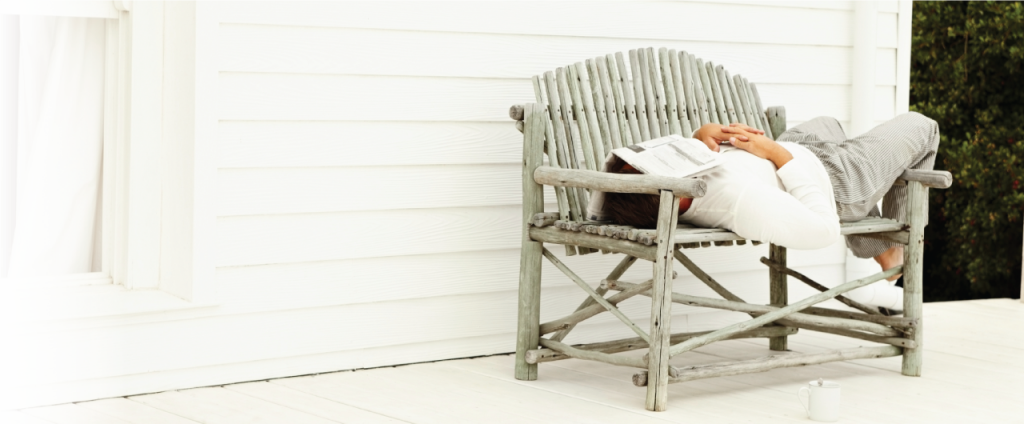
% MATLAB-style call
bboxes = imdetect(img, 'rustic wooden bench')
[508,47,953,411]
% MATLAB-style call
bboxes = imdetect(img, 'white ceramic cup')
[797,380,841,422]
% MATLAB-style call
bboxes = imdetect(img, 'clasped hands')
[693,122,793,169]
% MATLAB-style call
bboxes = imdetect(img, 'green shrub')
[911,1,1024,300]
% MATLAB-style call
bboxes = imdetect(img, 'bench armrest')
[896,169,952,189]
[534,166,707,198]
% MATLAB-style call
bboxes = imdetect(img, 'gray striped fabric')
[777,112,940,258]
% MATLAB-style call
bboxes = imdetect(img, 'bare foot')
[873,246,904,281]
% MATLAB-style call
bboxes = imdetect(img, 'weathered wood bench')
[509,47,953,411]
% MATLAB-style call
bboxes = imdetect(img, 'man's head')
[604,163,662,228]
[605,189,661,228]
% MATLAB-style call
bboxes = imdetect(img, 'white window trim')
[0,1,119,19]
[0,1,220,331]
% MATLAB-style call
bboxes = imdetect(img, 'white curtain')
[1,15,105,278]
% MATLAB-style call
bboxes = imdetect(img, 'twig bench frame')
[509,47,952,411]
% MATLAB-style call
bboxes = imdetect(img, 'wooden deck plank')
[76,398,201,424]
[129,391,247,424]
[20,403,133,424]
[927,298,1024,313]
[542,350,813,422]
[695,339,1016,423]
[273,369,534,424]
[443,355,729,422]
[775,331,1024,408]
[275,362,677,424]
[131,388,338,424]
[225,381,409,424]
[0,410,60,424]
[920,334,1024,368]
[718,359,1007,423]
[921,313,1024,339]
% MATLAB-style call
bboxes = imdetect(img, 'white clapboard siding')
[218,121,521,168]
[214,241,846,314]
[219,24,897,86]
[217,165,559,216]
[215,203,853,268]
[757,84,897,123]
[217,2,897,48]
[218,73,531,122]
[216,206,520,267]
[219,75,893,123]
[216,118,886,170]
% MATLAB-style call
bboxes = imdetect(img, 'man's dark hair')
[604,164,662,228]
[605,191,661,228]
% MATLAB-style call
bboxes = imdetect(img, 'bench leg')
[515,239,542,380]
[516,103,545,381]
[769,244,788,351]
[646,191,679,411]
[902,182,927,376]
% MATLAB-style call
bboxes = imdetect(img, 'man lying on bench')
[599,113,941,314]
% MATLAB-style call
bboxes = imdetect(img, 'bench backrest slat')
[600,57,627,149]
[735,74,758,131]
[721,67,747,126]
[677,51,699,133]
[666,50,692,136]
[565,64,599,172]
[646,48,671,137]
[700,57,724,124]
[686,52,712,126]
[750,83,770,136]
[629,50,652,140]
[658,48,682,136]
[711,63,738,124]
[634,49,661,139]
[574,62,607,169]
[613,52,643,146]
[588,59,618,152]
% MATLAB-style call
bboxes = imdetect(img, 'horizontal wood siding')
[218,74,896,123]
[217,24,898,83]
[217,165,559,215]
[217,2,897,47]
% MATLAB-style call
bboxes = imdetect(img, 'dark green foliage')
[911,1,1024,300]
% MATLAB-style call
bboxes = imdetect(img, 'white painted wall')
[1,0,912,409]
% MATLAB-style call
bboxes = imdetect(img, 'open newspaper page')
[587,134,723,221]
[612,134,722,178]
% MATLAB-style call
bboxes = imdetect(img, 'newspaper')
[587,134,723,221]
[610,134,722,178]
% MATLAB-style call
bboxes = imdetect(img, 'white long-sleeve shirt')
[680,142,841,250]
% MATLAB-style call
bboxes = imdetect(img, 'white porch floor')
[8,298,1024,424]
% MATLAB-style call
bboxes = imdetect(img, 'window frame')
[0,1,220,329]
[0,1,120,287]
